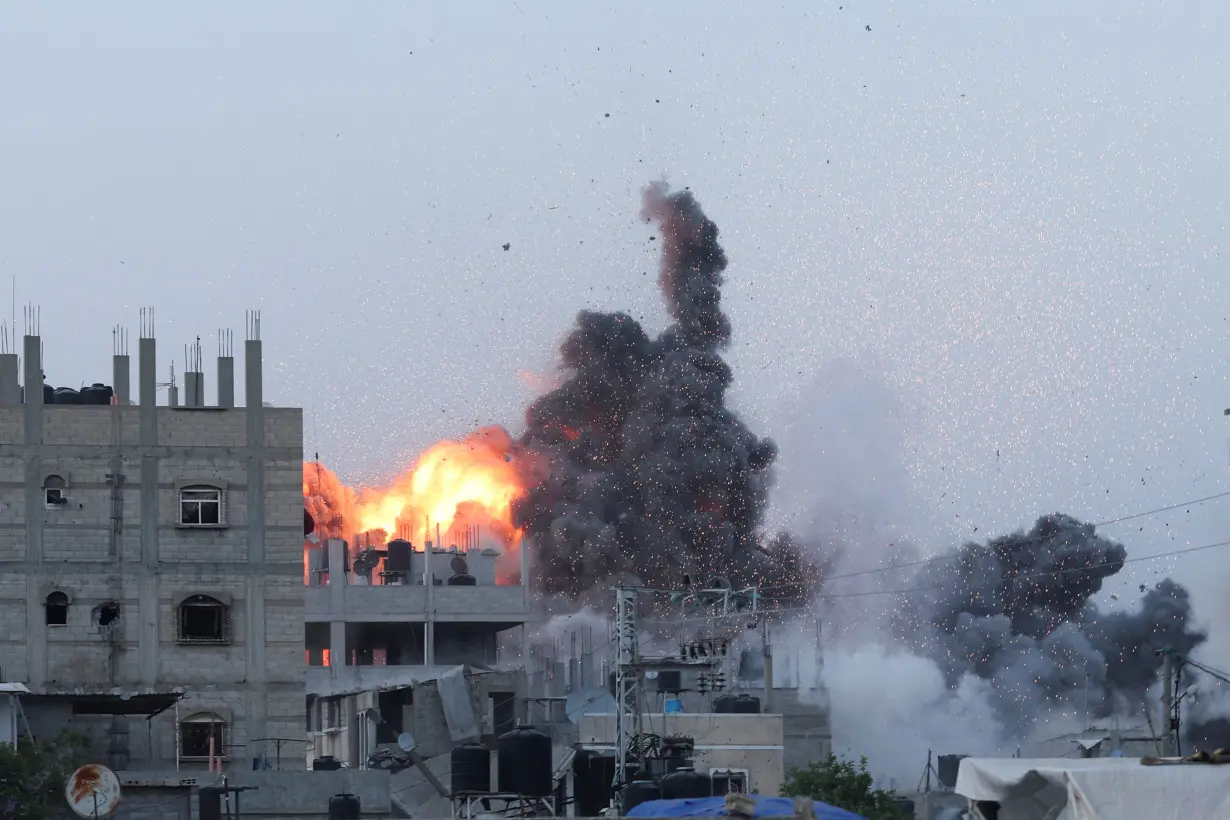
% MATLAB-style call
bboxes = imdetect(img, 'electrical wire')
[793,488,1230,585]
[648,535,1230,619]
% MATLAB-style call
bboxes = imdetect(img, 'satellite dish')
[450,555,468,575]
[397,732,418,753]
[65,764,122,818]
[564,687,618,725]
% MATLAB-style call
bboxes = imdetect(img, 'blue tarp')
[625,796,868,820]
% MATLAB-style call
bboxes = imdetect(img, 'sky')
[4,3,1230,652]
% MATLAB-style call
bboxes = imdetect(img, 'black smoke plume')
[514,182,817,602]
[904,513,1206,730]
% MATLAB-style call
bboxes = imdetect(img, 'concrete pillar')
[112,354,130,405]
[217,356,234,407]
[184,371,204,407]
[244,339,262,410]
[22,335,41,444]
[0,354,18,404]
[167,384,178,407]
[138,337,156,444]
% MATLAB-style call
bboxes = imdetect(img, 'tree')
[0,729,91,820]
[780,754,903,820]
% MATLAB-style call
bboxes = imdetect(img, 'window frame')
[43,474,68,510]
[178,713,229,761]
[45,591,69,627]
[177,484,226,528]
[176,595,232,645]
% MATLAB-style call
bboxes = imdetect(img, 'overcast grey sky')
[4,1,1229,641]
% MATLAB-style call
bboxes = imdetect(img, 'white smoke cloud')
[819,645,1010,787]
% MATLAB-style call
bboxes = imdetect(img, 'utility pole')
[1161,649,1175,757]
[613,587,641,790]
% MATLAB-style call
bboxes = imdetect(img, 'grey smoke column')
[514,182,815,601]
[906,513,1206,729]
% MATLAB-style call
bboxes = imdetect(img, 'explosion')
[304,426,527,580]
[303,182,818,603]
[902,513,1207,730]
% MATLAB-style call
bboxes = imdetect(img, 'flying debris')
[514,182,818,602]
[904,513,1206,730]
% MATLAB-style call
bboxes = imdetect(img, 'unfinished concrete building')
[303,535,530,754]
[0,311,305,774]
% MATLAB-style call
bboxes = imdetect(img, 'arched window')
[178,485,225,526]
[177,595,231,644]
[179,712,227,760]
[43,474,67,509]
[45,591,68,626]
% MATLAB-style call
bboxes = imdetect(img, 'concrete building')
[303,534,532,815]
[0,316,305,774]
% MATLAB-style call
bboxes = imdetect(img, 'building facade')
[0,321,304,773]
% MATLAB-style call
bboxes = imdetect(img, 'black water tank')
[313,755,342,771]
[447,573,477,586]
[657,670,683,692]
[451,741,491,794]
[622,779,662,813]
[660,768,711,800]
[891,797,916,818]
[54,387,80,405]
[734,694,761,714]
[937,754,967,790]
[713,694,739,714]
[41,383,54,404]
[81,383,113,405]
[198,786,223,820]
[497,726,552,796]
[328,793,361,820]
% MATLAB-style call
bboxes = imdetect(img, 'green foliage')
[780,754,903,820]
[0,729,91,820]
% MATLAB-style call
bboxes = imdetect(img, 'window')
[177,595,231,644]
[43,475,67,509]
[179,713,227,759]
[179,485,224,526]
[45,591,68,626]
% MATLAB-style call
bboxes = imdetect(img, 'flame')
[304,426,527,581]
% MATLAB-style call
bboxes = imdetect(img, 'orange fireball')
[304,426,526,580]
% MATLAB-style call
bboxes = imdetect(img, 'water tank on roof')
[54,387,80,405]
[42,383,55,404]
[447,573,477,586]
[497,726,552,796]
[451,741,491,794]
[312,755,342,771]
[660,768,711,800]
[713,694,739,714]
[733,694,761,714]
[81,383,113,405]
[937,755,967,790]
[621,779,661,813]
[327,793,361,820]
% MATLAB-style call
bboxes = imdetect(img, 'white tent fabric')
[956,757,1230,820]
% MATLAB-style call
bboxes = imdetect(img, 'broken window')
[177,595,230,644]
[93,602,120,627]
[43,474,67,509]
[45,591,68,626]
[179,485,223,526]
[179,713,227,759]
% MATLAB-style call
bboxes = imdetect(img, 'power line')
[675,536,1230,619]
[801,488,1230,585]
